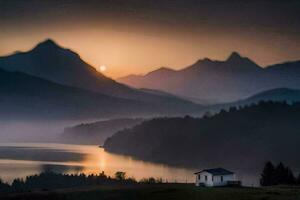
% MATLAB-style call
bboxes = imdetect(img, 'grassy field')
[1,184,300,200]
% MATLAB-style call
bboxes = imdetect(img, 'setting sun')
[98,65,107,72]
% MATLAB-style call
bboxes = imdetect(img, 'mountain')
[62,118,144,145]
[0,39,118,94]
[266,60,300,74]
[244,88,300,103]
[104,101,300,173]
[0,39,198,106]
[0,39,204,115]
[207,88,300,113]
[0,68,161,119]
[118,52,300,103]
[264,60,300,89]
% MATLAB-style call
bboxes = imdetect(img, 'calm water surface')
[0,143,196,183]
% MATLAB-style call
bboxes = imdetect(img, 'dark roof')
[194,168,234,175]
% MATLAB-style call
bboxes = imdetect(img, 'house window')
[205,175,207,181]
[221,176,223,182]
[198,174,200,180]
[212,176,214,181]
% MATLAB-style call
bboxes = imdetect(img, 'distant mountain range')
[118,52,300,103]
[0,39,203,119]
[241,88,300,104]
[207,88,300,113]
[2,39,300,119]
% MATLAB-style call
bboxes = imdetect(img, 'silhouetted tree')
[114,171,126,181]
[139,177,163,184]
[229,107,237,112]
[0,179,10,193]
[261,162,296,186]
[0,171,150,194]
[260,161,275,186]
[285,167,296,185]
[203,111,212,118]
[274,163,295,185]
[11,178,27,192]
[274,162,287,184]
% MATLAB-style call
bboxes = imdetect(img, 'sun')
[98,65,107,72]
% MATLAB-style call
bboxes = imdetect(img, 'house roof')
[194,168,234,175]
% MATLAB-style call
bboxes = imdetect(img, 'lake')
[0,143,196,183]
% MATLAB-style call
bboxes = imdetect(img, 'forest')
[0,171,163,194]
[104,101,300,170]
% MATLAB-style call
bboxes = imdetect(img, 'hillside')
[62,118,144,144]
[104,102,300,171]
[0,68,158,119]
[209,88,300,112]
[243,88,300,104]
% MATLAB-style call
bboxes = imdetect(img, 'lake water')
[0,143,196,183]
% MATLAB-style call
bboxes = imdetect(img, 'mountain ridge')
[0,39,203,112]
[118,52,300,103]
[244,88,300,103]
[0,67,154,119]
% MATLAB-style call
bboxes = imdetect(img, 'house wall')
[195,171,213,187]
[212,174,235,186]
[195,173,235,187]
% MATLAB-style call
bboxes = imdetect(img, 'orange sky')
[1,0,300,78]
[1,27,299,79]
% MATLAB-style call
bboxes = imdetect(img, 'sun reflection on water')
[0,143,196,183]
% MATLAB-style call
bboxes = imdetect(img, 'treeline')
[260,161,300,186]
[104,101,300,169]
[0,171,163,193]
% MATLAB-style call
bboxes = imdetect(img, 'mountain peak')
[31,38,81,58]
[144,67,175,77]
[225,51,261,70]
[34,39,62,50]
[157,67,174,72]
[195,58,212,64]
[227,52,244,62]
[42,38,57,45]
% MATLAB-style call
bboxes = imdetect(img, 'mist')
[0,119,103,144]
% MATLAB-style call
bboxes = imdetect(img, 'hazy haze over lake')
[0,120,105,143]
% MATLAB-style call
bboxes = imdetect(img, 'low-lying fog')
[0,119,103,143]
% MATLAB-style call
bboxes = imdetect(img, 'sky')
[1,0,300,78]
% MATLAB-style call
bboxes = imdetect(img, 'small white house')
[194,168,236,187]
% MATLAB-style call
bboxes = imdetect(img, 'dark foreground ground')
[1,184,300,200]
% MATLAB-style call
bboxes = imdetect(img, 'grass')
[1,184,300,200]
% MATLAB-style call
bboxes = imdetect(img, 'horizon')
[1,0,300,78]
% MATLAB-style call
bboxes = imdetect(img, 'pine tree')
[285,167,296,185]
[260,161,275,186]
[274,162,287,185]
